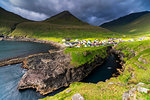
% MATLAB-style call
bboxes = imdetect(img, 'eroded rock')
[18,50,106,95]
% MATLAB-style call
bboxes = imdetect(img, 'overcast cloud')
[0,0,150,25]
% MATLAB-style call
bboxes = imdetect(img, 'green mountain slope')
[10,11,112,41]
[44,11,88,25]
[101,11,150,34]
[0,7,28,35]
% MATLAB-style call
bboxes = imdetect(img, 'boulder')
[136,82,145,87]
[122,88,136,100]
[72,93,84,100]
[137,86,150,94]
[108,82,114,85]
[123,86,150,100]
[138,55,148,64]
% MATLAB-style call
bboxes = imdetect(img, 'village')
[62,36,149,48]
[0,35,149,48]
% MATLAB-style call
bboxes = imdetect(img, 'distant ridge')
[0,7,28,22]
[0,7,112,39]
[100,11,150,33]
[44,11,88,25]
[0,7,28,34]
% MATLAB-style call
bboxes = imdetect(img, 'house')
[0,35,4,38]
[0,35,4,41]
[62,39,66,42]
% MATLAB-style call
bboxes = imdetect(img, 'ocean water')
[0,41,63,100]
[0,41,56,60]
[0,64,64,100]
[82,54,120,83]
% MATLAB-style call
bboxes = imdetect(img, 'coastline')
[3,37,66,49]
[0,37,125,96]
[0,37,66,67]
[0,57,26,67]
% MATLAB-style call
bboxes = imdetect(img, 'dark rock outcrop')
[0,57,26,67]
[110,49,126,74]
[18,49,106,95]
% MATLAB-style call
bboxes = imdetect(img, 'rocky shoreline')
[0,57,26,67]
[3,37,66,49]
[0,37,125,95]
[17,46,125,95]
[17,48,109,95]
[0,37,65,67]
[18,47,124,95]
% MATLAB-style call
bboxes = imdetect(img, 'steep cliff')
[18,47,110,95]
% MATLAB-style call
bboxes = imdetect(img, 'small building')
[0,35,4,41]
[62,39,66,42]
[0,35,4,38]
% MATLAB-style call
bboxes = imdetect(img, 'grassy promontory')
[64,46,108,67]
[42,40,150,100]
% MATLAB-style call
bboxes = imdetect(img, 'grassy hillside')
[0,7,28,35]
[44,11,88,25]
[1,8,150,41]
[8,11,113,41]
[101,11,150,35]
[9,21,113,41]
[42,39,150,100]
[0,7,115,42]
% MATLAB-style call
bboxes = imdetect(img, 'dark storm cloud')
[140,0,150,9]
[0,0,149,25]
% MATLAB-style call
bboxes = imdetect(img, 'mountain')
[44,11,88,25]
[10,11,112,40]
[101,11,150,33]
[0,7,28,35]
[0,7,112,40]
[0,7,27,22]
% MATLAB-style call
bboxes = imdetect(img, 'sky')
[0,0,150,25]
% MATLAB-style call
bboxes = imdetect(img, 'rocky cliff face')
[18,49,106,95]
